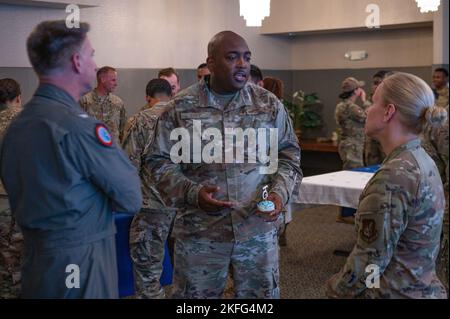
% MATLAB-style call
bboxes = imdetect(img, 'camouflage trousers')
[172,229,280,299]
[338,139,364,169]
[129,208,176,299]
[0,196,23,299]
[364,137,385,166]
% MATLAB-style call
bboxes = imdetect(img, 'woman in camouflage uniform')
[327,72,447,299]
[335,77,368,169]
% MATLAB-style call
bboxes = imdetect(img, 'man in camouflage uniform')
[80,66,127,143]
[421,106,449,291]
[147,31,302,299]
[0,78,22,298]
[432,68,449,108]
[158,68,181,97]
[335,77,367,169]
[122,78,175,298]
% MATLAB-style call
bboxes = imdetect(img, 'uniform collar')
[383,138,421,164]
[34,84,82,112]
[198,75,252,112]
[92,89,111,102]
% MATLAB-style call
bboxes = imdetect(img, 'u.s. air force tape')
[95,124,113,147]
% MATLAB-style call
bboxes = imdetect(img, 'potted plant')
[283,90,323,138]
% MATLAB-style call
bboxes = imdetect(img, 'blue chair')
[114,213,173,298]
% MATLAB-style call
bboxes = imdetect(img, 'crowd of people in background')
[0,19,448,299]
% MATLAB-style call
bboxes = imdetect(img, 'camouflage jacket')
[420,107,449,189]
[435,86,449,108]
[146,78,302,242]
[122,102,170,210]
[329,139,446,299]
[80,90,127,143]
[335,99,366,141]
[0,105,21,195]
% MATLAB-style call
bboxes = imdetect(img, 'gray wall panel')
[1,66,433,139]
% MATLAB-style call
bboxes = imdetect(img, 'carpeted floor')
[279,205,356,299]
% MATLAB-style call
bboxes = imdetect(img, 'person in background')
[249,64,264,87]
[262,76,298,247]
[138,78,172,112]
[263,77,284,100]
[0,20,142,299]
[0,78,23,298]
[421,105,449,293]
[158,67,180,97]
[327,72,447,299]
[335,77,367,170]
[364,70,393,166]
[122,79,175,299]
[432,68,449,108]
[80,66,127,144]
[197,63,210,81]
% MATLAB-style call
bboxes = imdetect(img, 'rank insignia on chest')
[95,124,113,147]
[360,219,378,244]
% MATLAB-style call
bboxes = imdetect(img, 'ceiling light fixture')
[415,0,441,13]
[240,0,271,27]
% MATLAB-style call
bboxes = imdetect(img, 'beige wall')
[291,26,433,70]
[262,0,433,34]
[433,0,449,65]
[0,0,293,69]
[0,0,443,71]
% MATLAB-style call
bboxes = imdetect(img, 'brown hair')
[263,77,284,99]
[97,66,117,80]
[158,67,179,83]
[27,20,90,76]
[0,78,21,104]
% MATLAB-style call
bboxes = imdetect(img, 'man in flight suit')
[0,20,142,299]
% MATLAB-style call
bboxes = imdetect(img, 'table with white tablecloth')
[296,170,375,209]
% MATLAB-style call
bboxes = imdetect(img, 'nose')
[236,56,246,68]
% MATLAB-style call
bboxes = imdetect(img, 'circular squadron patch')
[95,124,113,147]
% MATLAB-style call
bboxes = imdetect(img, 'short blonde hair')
[380,72,447,134]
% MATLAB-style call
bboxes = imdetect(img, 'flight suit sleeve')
[62,123,142,214]
[269,101,303,206]
[327,169,408,298]
[146,108,204,208]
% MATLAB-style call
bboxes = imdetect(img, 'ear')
[15,94,22,105]
[383,103,396,123]
[206,57,214,73]
[71,52,82,74]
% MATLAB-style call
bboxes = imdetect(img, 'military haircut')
[158,67,179,83]
[197,63,208,70]
[146,78,172,98]
[27,20,90,76]
[0,78,21,104]
[373,70,393,80]
[97,66,117,80]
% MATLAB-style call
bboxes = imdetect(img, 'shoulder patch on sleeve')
[95,124,113,147]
